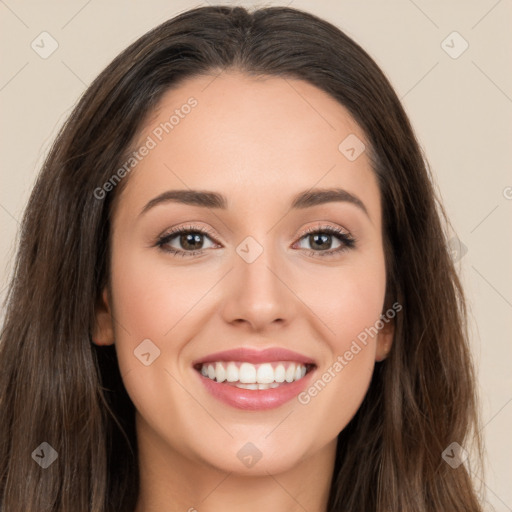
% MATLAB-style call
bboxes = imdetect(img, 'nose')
[220,237,296,332]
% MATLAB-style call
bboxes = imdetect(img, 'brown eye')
[306,233,335,251]
[178,232,205,251]
[294,226,356,257]
[156,225,219,257]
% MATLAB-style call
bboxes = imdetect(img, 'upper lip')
[192,347,317,367]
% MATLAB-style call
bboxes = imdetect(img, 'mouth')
[192,347,317,410]
[193,361,315,390]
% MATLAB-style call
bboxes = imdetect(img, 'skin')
[93,71,394,512]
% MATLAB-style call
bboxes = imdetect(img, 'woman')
[0,5,484,511]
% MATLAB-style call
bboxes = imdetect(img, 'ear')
[92,287,115,346]
[375,318,394,362]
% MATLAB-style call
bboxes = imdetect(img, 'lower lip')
[195,368,316,410]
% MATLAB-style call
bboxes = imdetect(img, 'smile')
[192,347,317,410]
[196,361,313,389]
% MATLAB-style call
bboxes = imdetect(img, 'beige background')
[1,0,511,510]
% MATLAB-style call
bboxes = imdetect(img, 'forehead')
[114,71,380,225]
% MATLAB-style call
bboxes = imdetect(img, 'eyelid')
[297,223,351,238]
[157,223,220,243]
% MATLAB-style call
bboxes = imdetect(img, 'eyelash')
[155,223,356,258]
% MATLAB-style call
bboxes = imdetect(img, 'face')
[94,71,394,476]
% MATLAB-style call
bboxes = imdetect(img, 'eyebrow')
[139,187,370,219]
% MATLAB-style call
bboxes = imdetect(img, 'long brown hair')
[0,5,484,511]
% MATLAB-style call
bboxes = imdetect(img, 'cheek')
[294,253,386,420]
[301,252,387,353]
[107,246,209,388]
[107,248,211,429]
[330,276,385,352]
[110,247,212,341]
[294,278,384,442]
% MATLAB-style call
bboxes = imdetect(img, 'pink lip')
[192,347,316,366]
[192,347,317,410]
[195,367,316,410]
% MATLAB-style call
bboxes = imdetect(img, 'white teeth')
[198,361,310,386]
[261,383,280,389]
[285,365,296,383]
[239,362,257,383]
[274,364,285,382]
[235,382,281,390]
[226,362,238,382]
[236,383,258,390]
[215,362,226,383]
[256,363,275,384]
